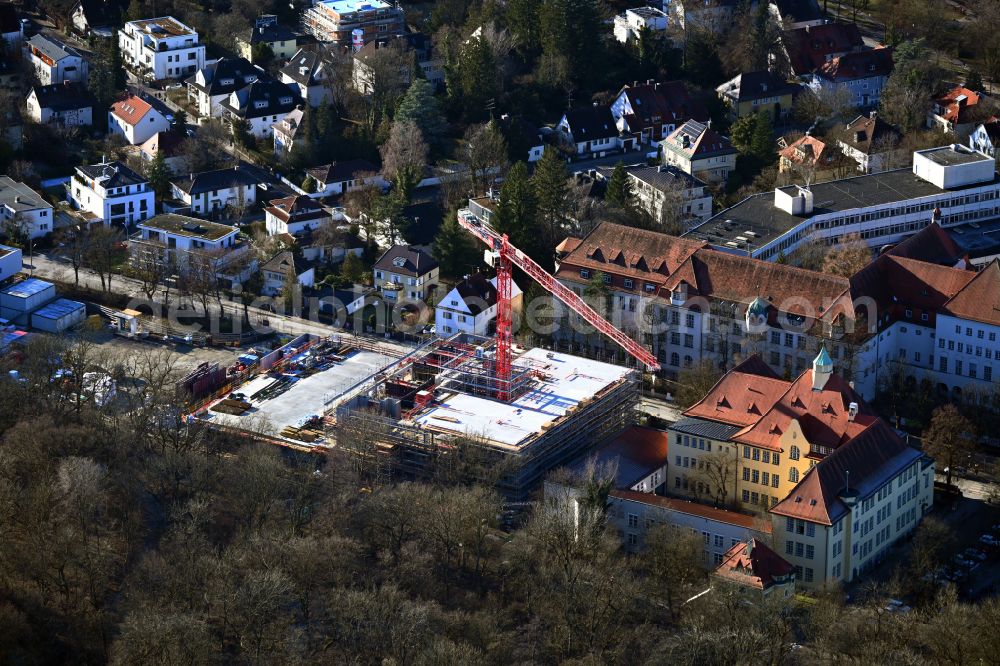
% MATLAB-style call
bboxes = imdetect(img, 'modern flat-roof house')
[687,144,999,260]
[28,34,89,85]
[716,71,798,120]
[219,75,298,139]
[170,165,260,217]
[0,177,53,239]
[69,160,154,226]
[662,119,737,183]
[130,214,251,284]
[26,82,94,126]
[302,0,405,45]
[108,94,171,145]
[434,273,522,337]
[236,15,298,64]
[613,7,668,44]
[280,48,335,108]
[372,244,438,302]
[610,80,709,144]
[185,57,261,118]
[119,16,206,81]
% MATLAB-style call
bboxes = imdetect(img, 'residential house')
[624,164,713,227]
[352,33,444,95]
[565,425,671,494]
[0,2,22,48]
[777,134,842,181]
[768,0,823,28]
[670,0,742,33]
[809,46,893,109]
[928,85,991,139]
[236,15,298,64]
[611,80,709,144]
[108,94,171,145]
[185,57,261,118]
[557,106,632,158]
[170,165,260,217]
[26,82,94,126]
[302,0,405,45]
[70,0,119,37]
[69,160,154,226]
[119,16,206,81]
[265,194,331,236]
[613,7,668,44]
[716,71,797,120]
[28,34,89,85]
[220,75,298,139]
[836,111,903,173]
[306,160,385,197]
[280,48,335,107]
[712,539,796,598]
[272,108,305,155]
[130,214,252,286]
[138,130,188,175]
[661,119,737,183]
[0,177,53,239]
[970,120,1000,158]
[434,273,522,336]
[372,244,438,302]
[261,250,314,296]
[0,243,20,282]
[782,23,866,78]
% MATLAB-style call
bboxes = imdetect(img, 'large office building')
[687,145,1000,261]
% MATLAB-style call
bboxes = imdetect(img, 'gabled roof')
[373,244,437,277]
[172,165,261,195]
[716,71,798,103]
[615,80,709,130]
[837,112,901,155]
[221,76,298,120]
[0,176,50,212]
[817,46,893,82]
[886,222,965,264]
[140,130,185,159]
[28,34,83,62]
[850,253,976,313]
[932,85,986,125]
[771,419,923,525]
[280,48,331,86]
[778,135,829,166]
[264,194,327,223]
[683,356,789,427]
[943,259,1000,326]
[444,272,495,316]
[625,164,705,192]
[783,22,865,75]
[561,105,619,141]
[186,57,260,96]
[261,250,310,276]
[244,19,297,45]
[29,82,94,112]
[307,159,379,185]
[713,538,794,590]
[663,120,736,159]
[110,94,157,126]
[611,489,767,531]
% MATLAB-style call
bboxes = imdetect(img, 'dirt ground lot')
[77,329,247,375]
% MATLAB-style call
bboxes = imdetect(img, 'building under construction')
[332,334,640,498]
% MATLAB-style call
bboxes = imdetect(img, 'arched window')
[790,445,800,461]
[789,467,799,483]
[684,355,693,368]
[670,352,680,367]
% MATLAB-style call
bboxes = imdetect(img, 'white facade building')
[0,177,53,240]
[170,166,260,217]
[27,34,89,85]
[108,95,171,145]
[69,161,154,227]
[613,7,669,44]
[0,243,21,282]
[372,244,439,302]
[434,274,522,337]
[119,16,205,81]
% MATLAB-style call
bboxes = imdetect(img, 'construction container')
[0,278,55,323]
[31,298,86,333]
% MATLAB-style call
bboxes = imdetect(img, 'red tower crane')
[457,210,660,401]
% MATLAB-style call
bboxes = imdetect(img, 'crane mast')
[457,210,660,402]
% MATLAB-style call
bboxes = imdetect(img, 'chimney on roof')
[848,402,859,422]
[869,110,877,120]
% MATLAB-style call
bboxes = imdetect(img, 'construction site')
[330,333,640,497]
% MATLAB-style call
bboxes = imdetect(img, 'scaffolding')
[331,334,640,499]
